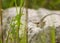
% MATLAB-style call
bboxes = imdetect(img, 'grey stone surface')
[2,7,60,43]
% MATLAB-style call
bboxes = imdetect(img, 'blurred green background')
[2,0,60,10]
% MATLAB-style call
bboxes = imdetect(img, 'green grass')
[4,0,27,43]
[50,26,56,43]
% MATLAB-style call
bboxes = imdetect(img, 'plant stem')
[50,26,56,43]
[0,0,3,43]
[15,0,19,43]
[25,0,29,43]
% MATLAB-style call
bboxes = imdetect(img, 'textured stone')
[2,7,60,43]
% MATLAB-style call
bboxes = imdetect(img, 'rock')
[2,7,60,43]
